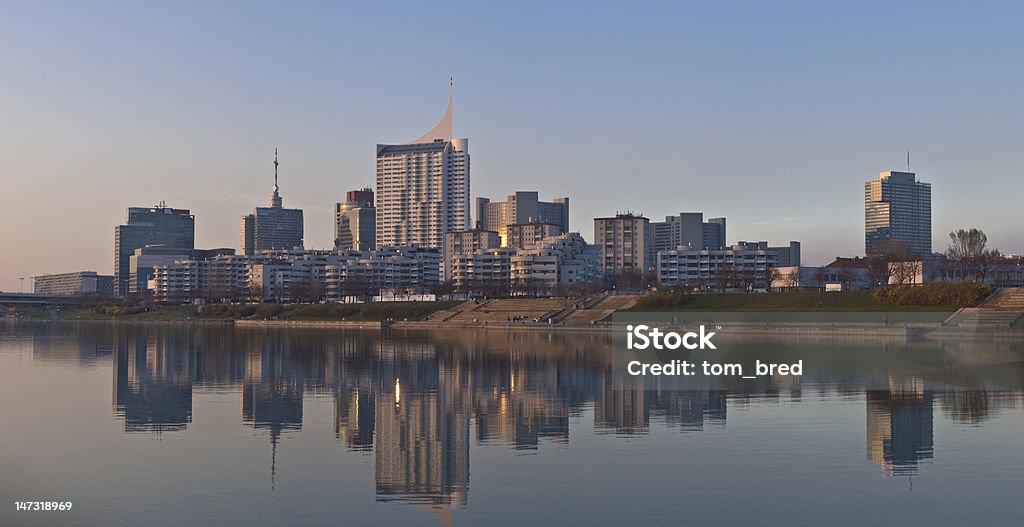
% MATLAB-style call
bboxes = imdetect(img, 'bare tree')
[783,269,801,290]
[714,263,734,293]
[890,261,921,287]
[867,240,915,288]
[947,228,991,282]
[764,266,781,292]
[837,266,856,291]
[739,267,757,293]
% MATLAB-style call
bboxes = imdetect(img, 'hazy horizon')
[3,1,1023,291]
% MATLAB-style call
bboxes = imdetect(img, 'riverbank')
[48,301,460,323]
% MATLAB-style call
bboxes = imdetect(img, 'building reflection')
[76,324,1024,512]
[112,331,193,432]
[866,387,934,476]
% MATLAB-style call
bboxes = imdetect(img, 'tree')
[813,268,829,290]
[248,281,264,303]
[764,266,781,292]
[867,240,915,288]
[738,267,757,293]
[837,266,856,291]
[947,228,1001,283]
[890,261,921,287]
[783,269,801,290]
[431,280,456,300]
[714,263,733,293]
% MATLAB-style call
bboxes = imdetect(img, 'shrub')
[254,304,285,319]
[634,287,691,309]
[874,282,991,307]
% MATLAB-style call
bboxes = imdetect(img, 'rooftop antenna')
[270,148,283,208]
[906,151,910,172]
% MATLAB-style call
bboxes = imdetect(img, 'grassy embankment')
[58,301,461,322]
[631,283,992,312]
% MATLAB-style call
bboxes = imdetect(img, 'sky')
[2,1,1023,291]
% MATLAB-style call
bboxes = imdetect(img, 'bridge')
[0,292,82,306]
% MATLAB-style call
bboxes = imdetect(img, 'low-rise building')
[33,271,114,296]
[505,222,563,250]
[444,227,501,281]
[657,241,801,291]
[511,233,602,293]
[448,248,515,294]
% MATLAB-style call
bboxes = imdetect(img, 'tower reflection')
[83,324,1024,512]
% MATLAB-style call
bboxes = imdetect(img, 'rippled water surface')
[1,321,1022,526]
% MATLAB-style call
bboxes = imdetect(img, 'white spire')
[405,78,453,145]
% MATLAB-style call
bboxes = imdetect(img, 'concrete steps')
[558,294,639,325]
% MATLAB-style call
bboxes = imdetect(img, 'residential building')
[511,233,602,291]
[772,258,872,291]
[474,191,569,246]
[33,271,114,296]
[241,149,304,255]
[865,171,932,257]
[376,83,469,250]
[448,248,515,293]
[652,212,726,252]
[132,247,234,296]
[656,241,801,290]
[444,227,501,281]
[152,247,441,304]
[505,222,563,250]
[152,254,252,303]
[335,188,376,251]
[114,203,195,296]
[594,213,654,277]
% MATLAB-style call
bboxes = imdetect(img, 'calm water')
[1,321,1023,526]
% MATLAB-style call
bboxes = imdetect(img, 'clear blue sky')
[2,1,1023,290]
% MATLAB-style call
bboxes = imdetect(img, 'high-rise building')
[335,188,376,251]
[114,203,195,296]
[474,192,569,246]
[241,149,304,255]
[865,171,932,257]
[376,82,470,250]
[652,212,727,252]
[594,213,654,277]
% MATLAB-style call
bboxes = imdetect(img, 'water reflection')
[12,322,1024,510]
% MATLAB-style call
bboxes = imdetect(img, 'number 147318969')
[15,501,73,511]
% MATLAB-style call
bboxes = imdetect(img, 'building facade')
[443,227,501,281]
[241,150,304,255]
[594,213,654,278]
[33,271,114,296]
[505,222,564,250]
[510,232,602,291]
[152,247,441,304]
[376,86,469,250]
[865,171,932,257]
[657,241,801,290]
[335,188,376,251]
[114,203,195,296]
[652,212,726,252]
[474,192,569,246]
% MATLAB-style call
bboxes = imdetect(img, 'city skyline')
[4,2,1024,291]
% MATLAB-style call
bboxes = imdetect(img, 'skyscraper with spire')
[241,149,304,255]
[375,80,470,251]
